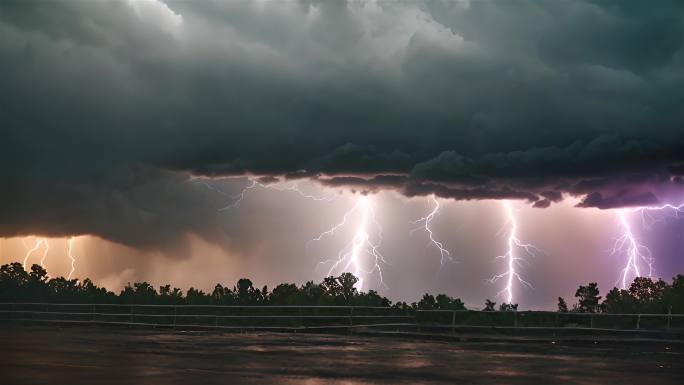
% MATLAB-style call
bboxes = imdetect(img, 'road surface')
[2,325,682,384]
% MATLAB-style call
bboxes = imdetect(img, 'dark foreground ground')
[2,325,683,385]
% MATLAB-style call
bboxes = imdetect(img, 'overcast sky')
[1,0,683,308]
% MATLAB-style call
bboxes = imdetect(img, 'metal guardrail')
[0,303,682,332]
[0,303,412,330]
[414,309,684,333]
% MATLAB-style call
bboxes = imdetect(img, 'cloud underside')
[1,0,684,248]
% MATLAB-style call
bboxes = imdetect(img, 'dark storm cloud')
[2,0,684,248]
[0,167,230,255]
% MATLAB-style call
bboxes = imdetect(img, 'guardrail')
[0,303,412,331]
[414,309,684,333]
[1,303,682,333]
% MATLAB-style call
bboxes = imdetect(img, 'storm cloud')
[2,0,684,248]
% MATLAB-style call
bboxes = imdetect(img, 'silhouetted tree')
[557,297,568,312]
[300,281,325,305]
[121,282,157,304]
[670,275,684,313]
[629,277,668,313]
[4,263,683,315]
[47,277,80,302]
[80,278,116,303]
[321,273,358,305]
[159,285,184,305]
[355,290,391,307]
[499,303,518,312]
[435,294,466,310]
[0,263,30,301]
[271,283,302,305]
[210,284,227,305]
[601,288,634,313]
[417,294,436,310]
[236,278,259,304]
[186,287,211,305]
[575,282,601,313]
[338,272,359,302]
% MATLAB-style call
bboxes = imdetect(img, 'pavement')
[2,325,683,384]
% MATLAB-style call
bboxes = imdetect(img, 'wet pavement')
[2,325,682,384]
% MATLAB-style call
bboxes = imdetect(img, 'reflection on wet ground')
[2,325,682,384]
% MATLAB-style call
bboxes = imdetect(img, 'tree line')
[1,263,683,313]
[560,275,684,314]
[0,263,464,310]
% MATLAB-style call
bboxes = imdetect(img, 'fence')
[1,303,682,334]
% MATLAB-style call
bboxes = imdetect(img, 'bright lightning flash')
[611,203,684,289]
[411,195,452,264]
[39,240,50,266]
[190,177,335,211]
[490,200,538,304]
[67,238,78,280]
[19,237,80,279]
[612,210,653,289]
[22,238,49,270]
[633,203,684,229]
[311,195,387,291]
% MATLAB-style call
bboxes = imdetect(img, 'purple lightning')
[411,195,452,264]
[612,209,653,289]
[490,200,539,304]
[611,203,684,289]
[311,195,387,291]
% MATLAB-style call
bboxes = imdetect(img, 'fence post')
[667,307,672,330]
[92,304,95,323]
[514,311,518,329]
[405,307,411,332]
[417,310,421,333]
[590,314,594,329]
[173,306,177,329]
[215,308,218,329]
[636,314,641,329]
[130,305,134,327]
[451,311,456,334]
[349,306,354,329]
[299,306,304,330]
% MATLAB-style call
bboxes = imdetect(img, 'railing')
[1,303,682,334]
[0,303,413,330]
[414,309,684,333]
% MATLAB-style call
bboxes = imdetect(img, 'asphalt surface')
[2,325,682,384]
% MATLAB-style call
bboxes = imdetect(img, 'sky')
[1,0,683,309]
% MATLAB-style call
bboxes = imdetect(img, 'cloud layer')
[2,0,684,248]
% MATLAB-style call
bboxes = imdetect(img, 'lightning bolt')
[411,195,452,264]
[67,237,77,280]
[19,236,81,279]
[490,200,538,304]
[191,177,335,210]
[266,183,336,202]
[632,203,684,229]
[610,203,684,289]
[612,209,652,289]
[22,238,49,270]
[311,195,387,291]
[218,179,259,210]
[39,240,50,266]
